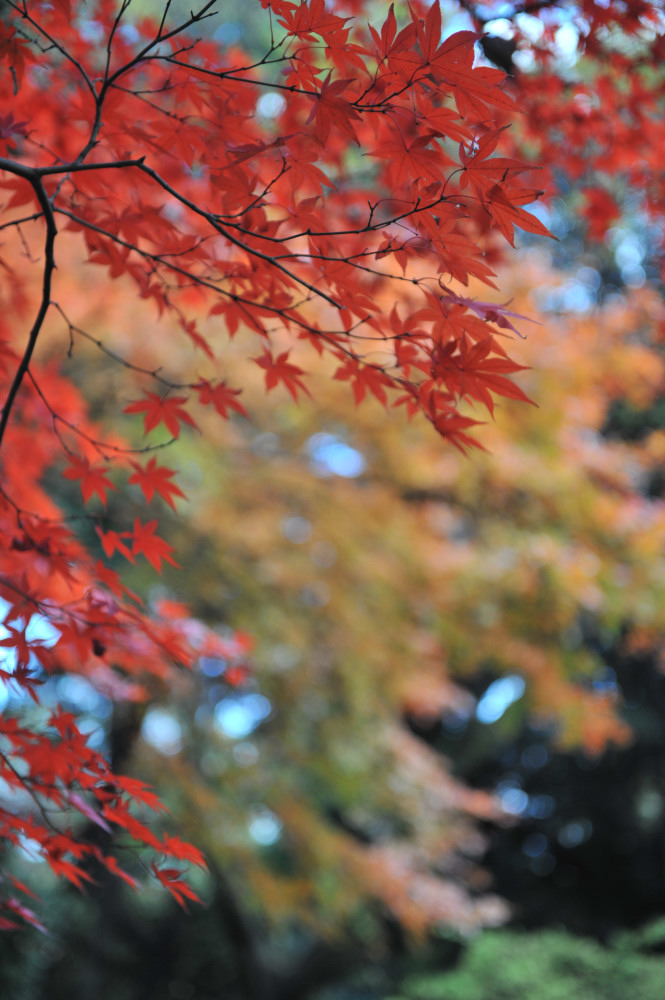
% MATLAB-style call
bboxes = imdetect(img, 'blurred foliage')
[448,648,665,938]
[131,253,665,957]
[384,921,665,1000]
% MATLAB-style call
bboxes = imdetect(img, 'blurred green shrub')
[385,921,665,1000]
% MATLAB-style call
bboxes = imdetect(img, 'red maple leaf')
[434,336,534,415]
[62,454,116,505]
[370,126,449,186]
[253,349,311,401]
[95,527,133,562]
[102,800,165,851]
[93,560,142,602]
[0,111,28,141]
[151,863,202,911]
[483,183,552,247]
[124,393,198,438]
[128,458,186,510]
[112,776,168,813]
[98,854,138,890]
[334,358,394,406]
[47,856,94,891]
[307,71,361,144]
[368,3,416,62]
[278,0,349,41]
[162,834,207,868]
[130,519,180,572]
[196,380,249,419]
[0,626,33,670]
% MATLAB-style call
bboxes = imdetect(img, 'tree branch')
[0,177,56,450]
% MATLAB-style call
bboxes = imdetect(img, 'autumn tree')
[1,0,665,943]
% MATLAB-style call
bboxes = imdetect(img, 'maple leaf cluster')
[464,0,665,251]
[6,355,265,917]
[0,0,552,459]
[0,335,252,925]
